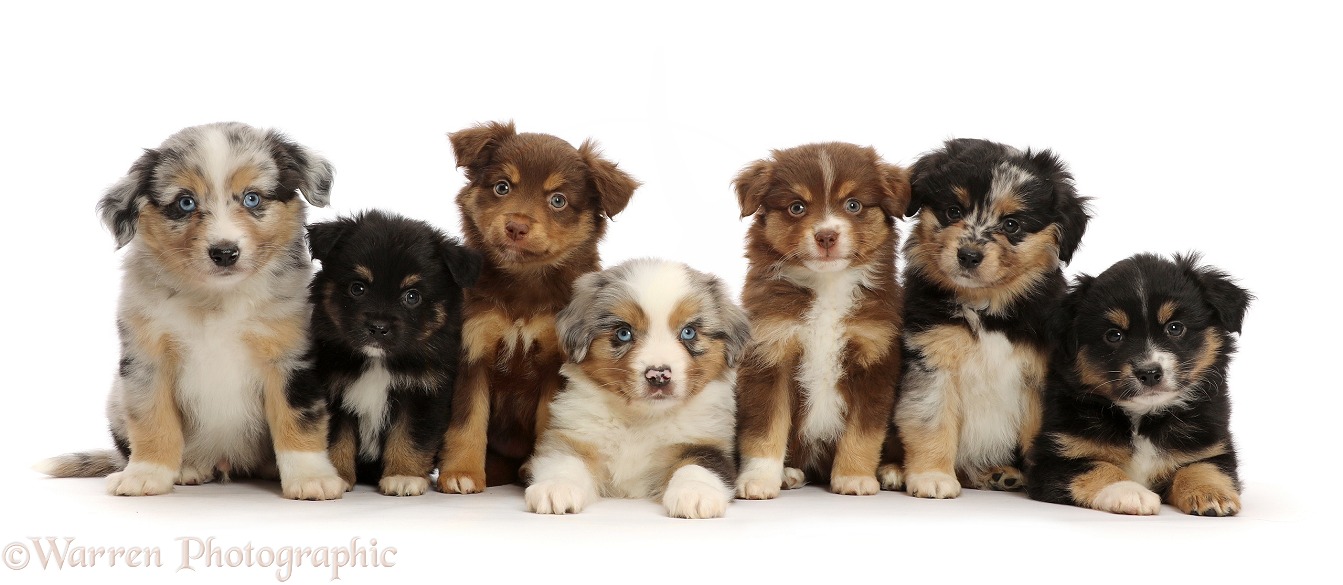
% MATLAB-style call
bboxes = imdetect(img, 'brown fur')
[1168,462,1241,515]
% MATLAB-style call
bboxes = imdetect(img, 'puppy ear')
[733,159,773,219]
[1057,273,1096,359]
[440,238,483,289]
[877,162,912,218]
[906,148,952,218]
[448,120,516,180]
[706,277,752,368]
[1177,253,1253,334]
[306,218,352,262]
[267,131,334,208]
[97,149,161,249]
[578,140,640,219]
[1029,149,1090,264]
[556,271,607,363]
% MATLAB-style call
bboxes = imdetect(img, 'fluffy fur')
[732,142,909,499]
[889,138,1091,498]
[437,121,640,493]
[36,122,344,499]
[525,259,751,518]
[306,210,481,496]
[1026,253,1251,516]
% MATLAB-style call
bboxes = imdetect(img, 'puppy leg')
[265,365,344,501]
[107,327,181,496]
[438,363,490,494]
[1167,461,1241,517]
[1071,461,1160,515]
[897,366,963,499]
[525,437,599,515]
[830,355,897,496]
[735,355,794,500]
[379,416,433,497]
[327,414,357,491]
[972,466,1024,491]
[663,445,735,519]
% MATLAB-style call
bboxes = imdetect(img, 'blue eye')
[177,196,197,212]
[680,326,697,341]
[615,327,633,343]
[242,192,261,208]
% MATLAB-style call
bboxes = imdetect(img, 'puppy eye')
[493,181,511,196]
[242,191,261,209]
[177,195,197,213]
[680,326,697,341]
[788,201,807,217]
[1001,218,1020,234]
[549,193,568,210]
[615,327,633,343]
[402,289,422,308]
[1166,321,1186,337]
[946,205,963,221]
[844,198,862,214]
[349,282,367,297]
[1104,329,1124,344]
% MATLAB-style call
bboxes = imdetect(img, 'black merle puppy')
[1026,253,1251,516]
[307,210,481,496]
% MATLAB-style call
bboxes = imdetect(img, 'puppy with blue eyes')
[524,259,751,518]
[1027,253,1251,516]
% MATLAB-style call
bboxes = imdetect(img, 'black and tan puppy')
[887,138,1090,498]
[307,210,481,496]
[1027,253,1251,516]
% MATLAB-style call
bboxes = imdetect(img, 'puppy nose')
[814,230,839,250]
[645,366,672,388]
[505,220,530,241]
[366,319,392,337]
[208,243,240,267]
[1134,364,1163,387]
[957,248,984,269]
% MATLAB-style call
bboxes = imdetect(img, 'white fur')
[953,329,1030,476]
[831,474,880,495]
[905,470,961,499]
[1125,435,1162,489]
[782,466,807,489]
[1092,480,1161,515]
[379,475,428,497]
[342,360,392,461]
[275,451,344,500]
[819,147,836,196]
[736,457,784,500]
[525,452,598,514]
[1120,346,1186,415]
[663,465,731,519]
[106,462,175,496]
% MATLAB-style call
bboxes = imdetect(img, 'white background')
[1,1,1338,583]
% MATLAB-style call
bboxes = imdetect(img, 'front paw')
[277,451,345,501]
[736,459,783,500]
[1092,480,1161,515]
[437,469,486,494]
[379,475,429,497]
[664,469,731,519]
[979,466,1024,492]
[176,463,216,486]
[906,471,961,499]
[1171,484,1240,517]
[525,480,590,514]
[107,463,175,496]
[878,463,905,491]
[831,475,880,496]
[782,467,807,490]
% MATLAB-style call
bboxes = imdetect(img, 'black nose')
[645,366,672,388]
[957,248,984,269]
[1134,364,1164,387]
[208,244,240,267]
[366,319,392,337]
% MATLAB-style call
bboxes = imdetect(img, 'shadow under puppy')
[889,138,1090,498]
[307,210,481,496]
[733,142,910,499]
[36,122,343,499]
[437,121,640,494]
[525,259,751,518]
[1027,253,1251,516]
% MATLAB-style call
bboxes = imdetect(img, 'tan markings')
[354,265,374,282]
[228,164,262,196]
[542,172,566,192]
[238,197,302,272]
[907,217,1060,314]
[262,365,327,453]
[401,274,422,289]
[668,297,702,331]
[419,302,447,342]
[381,415,434,479]
[906,325,976,371]
[788,184,815,203]
[1075,349,1117,394]
[1104,308,1130,330]
[244,316,306,365]
[684,330,729,398]
[171,169,210,201]
[328,421,357,488]
[461,311,510,364]
[1069,462,1131,506]
[133,192,207,286]
[1184,329,1223,383]
[990,192,1024,217]
[1157,301,1178,324]
[1168,462,1240,515]
[845,321,896,368]
[951,186,970,207]
[123,326,184,469]
[1017,348,1045,459]
[746,318,801,367]
[737,364,793,461]
[1052,433,1132,466]
[831,425,885,480]
[897,344,963,478]
[322,282,343,330]
[436,364,490,492]
[546,431,606,482]
[611,299,650,333]
[833,179,859,201]
[500,163,521,185]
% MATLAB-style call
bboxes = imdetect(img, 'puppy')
[36,122,345,499]
[889,138,1090,498]
[306,210,481,496]
[525,259,751,518]
[732,142,910,499]
[437,121,640,493]
[1026,253,1250,516]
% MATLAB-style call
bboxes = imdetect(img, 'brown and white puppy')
[525,259,750,518]
[887,138,1090,498]
[437,121,640,494]
[36,122,345,499]
[733,142,909,499]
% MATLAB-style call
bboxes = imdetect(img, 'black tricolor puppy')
[1026,253,1251,515]
[307,210,482,496]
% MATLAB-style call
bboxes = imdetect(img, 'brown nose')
[505,220,530,241]
[814,230,838,250]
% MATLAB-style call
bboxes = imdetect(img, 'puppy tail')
[32,450,127,478]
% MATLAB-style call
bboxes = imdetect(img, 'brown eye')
[1104,329,1123,344]
[493,181,510,196]
[788,201,807,216]
[844,198,862,214]
[349,282,366,297]
[946,205,963,221]
[1002,218,1020,234]
[1166,321,1185,337]
[549,193,568,210]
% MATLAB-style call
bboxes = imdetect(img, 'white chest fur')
[952,322,1032,474]
[1124,417,1163,489]
[792,268,866,447]
[342,360,393,461]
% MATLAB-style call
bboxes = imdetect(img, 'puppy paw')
[878,463,905,491]
[107,463,175,496]
[175,463,216,486]
[981,466,1024,491]
[525,480,590,514]
[905,471,961,499]
[664,470,732,519]
[277,451,345,501]
[1171,484,1240,517]
[831,475,880,496]
[437,470,486,494]
[379,475,429,497]
[782,467,807,490]
[1092,481,1161,515]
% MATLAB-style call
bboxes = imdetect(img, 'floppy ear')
[448,120,516,180]
[1177,253,1253,334]
[578,140,640,219]
[906,148,951,218]
[268,131,334,207]
[706,277,752,368]
[440,238,483,289]
[555,271,607,363]
[877,162,912,218]
[98,149,161,249]
[1057,273,1096,359]
[306,218,353,262]
[733,159,773,219]
[1029,149,1090,264]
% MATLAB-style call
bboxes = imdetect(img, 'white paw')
[782,467,808,489]
[379,475,429,496]
[831,475,880,496]
[176,463,215,486]
[276,451,345,501]
[736,458,783,500]
[525,480,591,514]
[664,465,732,519]
[1092,481,1161,515]
[878,463,905,491]
[906,471,961,499]
[106,462,175,496]
[437,472,484,494]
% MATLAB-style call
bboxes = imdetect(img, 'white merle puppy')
[36,122,345,499]
[524,259,751,518]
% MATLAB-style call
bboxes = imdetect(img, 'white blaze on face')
[199,126,249,249]
[1121,343,1184,414]
[625,261,694,401]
